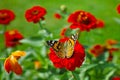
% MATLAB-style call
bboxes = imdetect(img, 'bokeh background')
[0,0,120,80]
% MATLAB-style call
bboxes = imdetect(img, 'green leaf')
[114,17,120,24]
[20,37,45,47]
[71,71,80,80]
[105,69,116,80]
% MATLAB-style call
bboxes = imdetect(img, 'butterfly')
[46,32,79,59]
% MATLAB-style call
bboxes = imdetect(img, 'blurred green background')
[0,0,120,80]
[0,0,120,47]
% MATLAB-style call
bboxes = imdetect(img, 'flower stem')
[3,25,7,34]
[38,21,43,29]
[71,71,80,80]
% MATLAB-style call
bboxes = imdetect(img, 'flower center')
[32,10,39,15]
[77,12,90,25]
[0,13,8,20]
[9,30,15,35]
[0,13,7,18]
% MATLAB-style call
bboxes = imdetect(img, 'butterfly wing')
[46,40,65,58]
[65,32,79,58]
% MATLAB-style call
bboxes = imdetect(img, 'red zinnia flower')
[25,6,46,23]
[49,37,85,71]
[112,76,120,80]
[0,9,15,25]
[54,13,62,19]
[89,44,105,57]
[60,27,67,37]
[4,51,26,75]
[116,4,120,14]
[68,10,97,31]
[4,30,23,47]
[96,19,105,28]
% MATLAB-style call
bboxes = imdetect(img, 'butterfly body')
[46,32,79,58]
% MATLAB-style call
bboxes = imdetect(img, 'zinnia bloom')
[68,10,97,31]
[54,13,62,19]
[89,44,106,57]
[112,76,120,80]
[96,19,105,28]
[4,30,23,47]
[116,4,120,14]
[25,6,46,23]
[60,27,67,37]
[4,51,26,75]
[49,37,85,71]
[105,39,119,61]
[0,9,15,25]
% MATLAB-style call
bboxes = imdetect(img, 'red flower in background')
[54,13,62,19]
[49,37,85,71]
[68,10,97,31]
[89,44,105,57]
[0,9,15,25]
[4,30,23,47]
[89,39,119,61]
[25,6,46,23]
[112,76,120,80]
[116,4,120,14]
[96,19,105,28]
[60,27,67,37]
[4,51,26,75]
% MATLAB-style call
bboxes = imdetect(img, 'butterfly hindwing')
[65,32,79,58]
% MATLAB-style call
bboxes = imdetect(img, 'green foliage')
[0,0,120,80]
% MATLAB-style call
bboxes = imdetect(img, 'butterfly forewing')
[46,40,66,58]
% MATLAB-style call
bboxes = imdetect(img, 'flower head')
[112,76,120,80]
[25,6,46,23]
[4,30,23,47]
[0,9,15,25]
[96,19,105,28]
[60,27,67,37]
[68,10,97,31]
[48,37,85,71]
[89,44,106,57]
[54,13,62,19]
[4,51,26,75]
[116,4,120,14]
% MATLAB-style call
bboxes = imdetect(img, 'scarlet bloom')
[105,39,119,61]
[96,19,105,28]
[112,76,120,80]
[89,44,105,57]
[4,30,23,47]
[0,9,15,25]
[4,51,26,75]
[60,27,67,37]
[116,4,120,14]
[68,10,97,31]
[54,13,62,19]
[25,6,46,23]
[49,37,85,71]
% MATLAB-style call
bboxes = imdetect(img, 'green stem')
[38,21,43,30]
[3,25,7,34]
[71,71,80,80]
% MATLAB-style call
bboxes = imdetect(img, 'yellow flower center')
[77,12,89,25]
[32,10,39,15]
[9,30,15,35]
[0,13,7,18]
